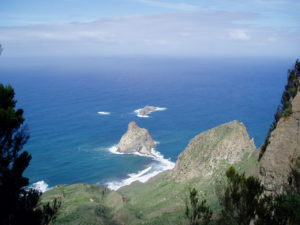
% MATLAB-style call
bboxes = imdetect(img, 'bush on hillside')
[185,188,212,225]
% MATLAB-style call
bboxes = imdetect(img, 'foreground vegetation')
[0,84,60,225]
[187,167,300,225]
[42,150,258,225]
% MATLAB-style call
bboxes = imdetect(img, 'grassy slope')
[42,150,257,225]
[42,122,259,225]
[42,183,128,225]
[118,151,258,225]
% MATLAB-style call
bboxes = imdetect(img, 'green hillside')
[43,121,258,225]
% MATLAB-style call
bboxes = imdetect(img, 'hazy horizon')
[1,0,299,58]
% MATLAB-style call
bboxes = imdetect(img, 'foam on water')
[134,109,149,118]
[108,145,124,154]
[97,111,111,115]
[30,180,50,193]
[106,146,175,190]
[155,107,167,111]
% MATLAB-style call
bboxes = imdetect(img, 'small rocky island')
[116,122,156,156]
[135,106,166,117]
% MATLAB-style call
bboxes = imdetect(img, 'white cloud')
[229,29,251,41]
[179,32,191,37]
[0,12,299,57]
[255,0,299,5]
[134,0,198,11]
[267,37,277,42]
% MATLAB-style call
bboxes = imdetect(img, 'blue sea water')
[0,56,293,190]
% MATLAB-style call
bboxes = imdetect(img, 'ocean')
[0,56,292,191]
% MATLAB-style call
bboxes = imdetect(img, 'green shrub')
[217,167,264,225]
[185,188,212,225]
[282,103,293,117]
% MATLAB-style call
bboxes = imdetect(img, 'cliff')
[258,60,300,192]
[171,120,256,182]
[258,91,300,192]
[116,122,156,155]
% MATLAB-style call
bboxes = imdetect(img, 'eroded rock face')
[258,92,300,192]
[116,122,156,156]
[171,121,256,182]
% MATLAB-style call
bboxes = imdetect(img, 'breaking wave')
[30,180,50,193]
[108,145,124,155]
[106,146,175,190]
[97,111,111,115]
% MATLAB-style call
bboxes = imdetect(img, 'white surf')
[97,111,111,115]
[30,180,50,193]
[106,146,175,190]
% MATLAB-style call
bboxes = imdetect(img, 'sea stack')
[116,122,156,156]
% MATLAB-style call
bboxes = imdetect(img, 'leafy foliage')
[217,167,264,225]
[256,190,300,225]
[185,188,212,225]
[40,198,62,225]
[215,166,300,225]
[0,83,60,225]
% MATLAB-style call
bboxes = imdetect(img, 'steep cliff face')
[116,122,156,155]
[258,92,300,192]
[171,120,256,182]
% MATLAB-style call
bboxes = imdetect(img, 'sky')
[0,0,299,57]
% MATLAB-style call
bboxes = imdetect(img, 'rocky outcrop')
[171,120,256,182]
[258,92,300,192]
[116,122,156,156]
[138,106,158,117]
[135,106,166,117]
